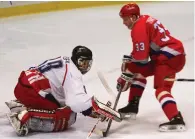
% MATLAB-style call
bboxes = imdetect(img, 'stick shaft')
[86,119,101,139]
[165,78,195,82]
[103,91,122,137]
[97,71,116,99]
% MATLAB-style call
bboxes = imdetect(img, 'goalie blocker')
[92,97,122,122]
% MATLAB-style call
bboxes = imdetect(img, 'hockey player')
[116,3,186,132]
[6,45,122,136]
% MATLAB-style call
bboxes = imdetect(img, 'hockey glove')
[91,97,122,122]
[88,108,107,122]
[82,101,112,122]
[117,73,134,92]
[121,55,133,72]
[90,111,109,122]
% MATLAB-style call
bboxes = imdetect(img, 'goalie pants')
[14,70,60,110]
[127,54,186,120]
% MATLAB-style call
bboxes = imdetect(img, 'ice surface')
[0,1,194,139]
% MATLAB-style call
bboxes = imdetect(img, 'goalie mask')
[71,45,93,74]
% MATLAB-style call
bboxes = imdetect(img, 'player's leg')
[154,54,186,131]
[7,106,76,136]
[118,78,147,119]
[118,62,154,118]
[6,70,60,119]
[7,86,76,135]
[14,70,59,110]
[6,70,77,136]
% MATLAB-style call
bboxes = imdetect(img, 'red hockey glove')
[121,55,133,72]
[117,73,134,92]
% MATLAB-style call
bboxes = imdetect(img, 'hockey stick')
[86,71,119,138]
[97,71,122,137]
[86,100,112,139]
[86,119,101,139]
[165,78,195,82]
[87,92,122,138]
[97,71,116,99]
[102,90,122,137]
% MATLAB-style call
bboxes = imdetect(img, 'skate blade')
[120,113,136,120]
[159,124,186,132]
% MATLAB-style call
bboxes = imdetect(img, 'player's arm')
[64,74,122,122]
[120,29,150,76]
[117,29,150,92]
[63,75,92,113]
[130,30,150,65]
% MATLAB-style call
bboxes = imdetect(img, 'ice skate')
[159,112,186,132]
[118,96,140,119]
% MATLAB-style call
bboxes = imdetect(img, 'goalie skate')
[159,112,186,132]
[7,112,29,136]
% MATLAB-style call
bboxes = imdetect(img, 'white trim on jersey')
[161,46,181,56]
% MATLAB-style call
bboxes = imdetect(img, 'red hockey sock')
[128,78,146,102]
[155,88,179,120]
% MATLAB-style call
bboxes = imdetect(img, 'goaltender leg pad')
[5,100,26,113]
[92,97,122,122]
[7,107,76,136]
[7,112,29,136]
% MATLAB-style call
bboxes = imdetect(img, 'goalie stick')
[97,71,116,99]
[97,71,122,137]
[86,71,120,138]
[86,101,112,139]
[86,95,121,138]
[102,90,121,137]
[86,118,101,139]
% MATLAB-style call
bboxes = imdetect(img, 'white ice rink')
[0,1,194,139]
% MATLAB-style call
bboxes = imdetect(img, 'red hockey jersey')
[130,15,185,64]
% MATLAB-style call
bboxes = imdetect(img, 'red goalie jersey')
[130,15,185,63]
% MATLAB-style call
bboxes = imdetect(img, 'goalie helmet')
[71,45,93,74]
[119,3,140,17]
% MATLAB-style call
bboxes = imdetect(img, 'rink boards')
[0,1,129,18]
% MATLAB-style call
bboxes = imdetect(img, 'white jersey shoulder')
[35,56,92,113]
